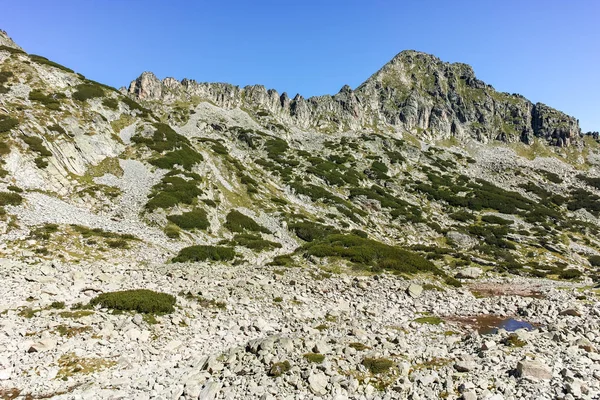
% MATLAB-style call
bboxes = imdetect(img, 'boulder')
[308,372,329,395]
[406,284,423,298]
[516,360,552,380]
[455,267,483,279]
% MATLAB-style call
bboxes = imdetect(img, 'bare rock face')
[127,50,580,147]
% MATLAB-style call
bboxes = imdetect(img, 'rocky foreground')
[1,257,599,400]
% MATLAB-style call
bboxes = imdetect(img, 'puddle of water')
[446,315,537,335]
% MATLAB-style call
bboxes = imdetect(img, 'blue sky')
[2,1,599,131]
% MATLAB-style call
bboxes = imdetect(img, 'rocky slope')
[0,29,600,399]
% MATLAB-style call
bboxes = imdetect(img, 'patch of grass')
[167,209,209,231]
[56,353,116,379]
[349,342,370,351]
[304,353,325,363]
[362,357,395,374]
[413,316,443,325]
[224,210,270,233]
[90,289,176,314]
[58,310,94,319]
[181,292,227,309]
[0,191,23,206]
[172,245,235,263]
[49,301,65,309]
[53,324,92,338]
[72,83,104,101]
[503,333,526,347]
[164,224,181,238]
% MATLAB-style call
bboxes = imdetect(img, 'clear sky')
[2,1,599,131]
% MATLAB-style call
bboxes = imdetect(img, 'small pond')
[446,315,537,334]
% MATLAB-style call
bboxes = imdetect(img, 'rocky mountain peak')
[0,29,23,50]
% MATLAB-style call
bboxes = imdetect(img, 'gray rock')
[516,360,553,380]
[407,284,423,298]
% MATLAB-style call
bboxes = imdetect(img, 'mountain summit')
[128,49,580,146]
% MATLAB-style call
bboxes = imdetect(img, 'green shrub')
[0,191,23,206]
[559,269,582,280]
[7,185,22,193]
[224,210,270,233]
[122,96,152,117]
[34,157,48,169]
[29,54,74,73]
[28,90,61,110]
[172,245,235,263]
[362,358,395,374]
[370,160,389,179]
[22,135,52,156]
[0,115,19,133]
[589,255,600,267]
[167,209,209,231]
[89,289,175,314]
[268,254,294,266]
[450,210,476,222]
[290,221,338,242]
[149,147,203,171]
[481,215,513,225]
[146,175,203,211]
[303,233,440,276]
[48,124,66,135]
[106,239,129,249]
[230,234,282,251]
[0,45,25,55]
[102,98,119,110]
[0,70,13,84]
[72,83,104,101]
[304,353,325,363]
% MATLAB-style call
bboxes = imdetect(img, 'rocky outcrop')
[128,50,580,146]
[0,30,23,51]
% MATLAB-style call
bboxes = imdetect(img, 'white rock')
[407,284,423,298]
[308,372,329,395]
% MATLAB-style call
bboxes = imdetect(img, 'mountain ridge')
[128,49,581,147]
